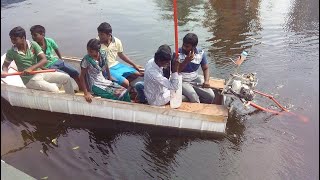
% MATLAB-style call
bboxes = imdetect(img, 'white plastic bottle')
[170,74,182,108]
[241,51,248,59]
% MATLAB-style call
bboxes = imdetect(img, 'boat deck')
[72,90,228,122]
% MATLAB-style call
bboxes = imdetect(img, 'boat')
[1,54,229,133]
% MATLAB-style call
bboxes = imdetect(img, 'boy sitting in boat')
[164,33,215,104]
[30,25,81,90]
[97,22,143,88]
[80,38,130,103]
[1,26,74,95]
[135,44,179,106]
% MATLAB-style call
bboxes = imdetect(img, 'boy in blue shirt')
[164,33,215,104]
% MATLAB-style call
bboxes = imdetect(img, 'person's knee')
[127,73,140,81]
[69,71,80,79]
[57,73,72,84]
[207,94,215,103]
[185,92,200,103]
[201,91,215,104]
[26,81,59,92]
[120,79,130,88]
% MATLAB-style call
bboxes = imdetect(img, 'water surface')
[1,0,319,179]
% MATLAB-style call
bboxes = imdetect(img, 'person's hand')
[1,72,8,78]
[84,93,93,103]
[138,67,145,73]
[184,50,195,62]
[138,71,144,76]
[133,64,143,71]
[202,81,211,88]
[234,55,242,65]
[23,68,33,75]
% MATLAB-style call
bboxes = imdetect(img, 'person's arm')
[177,50,194,73]
[24,53,48,74]
[103,63,114,81]
[201,64,210,88]
[50,38,63,60]
[200,51,210,88]
[54,48,63,60]
[117,52,142,71]
[1,60,11,78]
[79,67,93,103]
[24,42,48,73]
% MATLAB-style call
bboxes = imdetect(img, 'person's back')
[1,26,74,95]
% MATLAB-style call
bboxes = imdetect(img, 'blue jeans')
[49,59,80,78]
[134,81,147,103]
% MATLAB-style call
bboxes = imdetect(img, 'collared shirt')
[5,40,44,84]
[99,36,123,68]
[144,58,179,106]
[176,47,208,82]
[39,37,59,68]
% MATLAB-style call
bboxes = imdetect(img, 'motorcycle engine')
[223,72,258,102]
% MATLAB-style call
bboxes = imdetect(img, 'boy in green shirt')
[1,26,74,94]
[30,25,81,90]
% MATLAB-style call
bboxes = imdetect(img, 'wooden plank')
[168,102,228,118]
[209,78,225,90]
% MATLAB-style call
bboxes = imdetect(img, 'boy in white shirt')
[137,45,179,106]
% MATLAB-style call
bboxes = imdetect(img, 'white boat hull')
[1,54,228,133]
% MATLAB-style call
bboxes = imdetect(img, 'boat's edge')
[1,83,228,133]
[1,160,36,180]
[1,53,228,133]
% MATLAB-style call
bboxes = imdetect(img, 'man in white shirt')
[138,44,179,106]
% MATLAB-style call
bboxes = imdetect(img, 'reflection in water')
[153,0,205,26]
[1,0,319,178]
[1,0,26,9]
[286,0,319,32]
[2,98,239,179]
[1,98,69,156]
[203,0,262,69]
[153,0,263,77]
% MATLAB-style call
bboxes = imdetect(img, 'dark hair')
[97,22,112,34]
[9,26,26,38]
[154,44,172,61]
[87,38,101,51]
[183,33,198,47]
[30,25,46,35]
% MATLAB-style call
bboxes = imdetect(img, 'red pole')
[253,90,288,112]
[173,0,179,58]
[4,69,56,76]
[248,101,281,115]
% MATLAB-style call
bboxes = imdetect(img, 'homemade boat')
[1,54,229,133]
